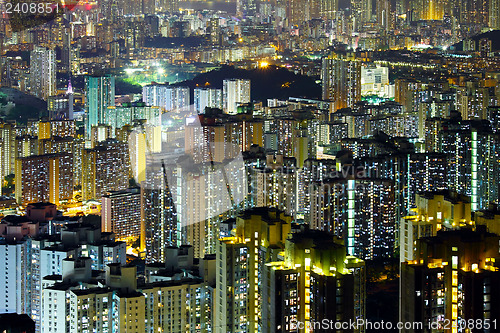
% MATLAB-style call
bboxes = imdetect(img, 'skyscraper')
[287,0,307,26]
[194,88,222,113]
[15,135,38,160]
[216,208,292,332]
[85,76,115,140]
[0,120,15,182]
[351,0,372,31]
[128,128,148,184]
[490,0,500,29]
[34,224,125,332]
[37,119,76,140]
[105,103,161,133]
[81,139,130,200]
[264,229,365,333]
[47,95,72,121]
[42,258,213,333]
[141,155,180,263]
[157,0,179,13]
[216,208,366,332]
[250,154,297,216]
[14,153,73,206]
[223,79,251,115]
[165,86,190,112]
[321,52,361,113]
[400,227,500,332]
[29,46,56,100]
[439,120,499,211]
[455,0,488,25]
[317,0,338,21]
[309,177,396,259]
[121,0,142,15]
[400,191,471,263]
[376,0,391,31]
[0,236,31,315]
[101,188,142,243]
[421,0,446,20]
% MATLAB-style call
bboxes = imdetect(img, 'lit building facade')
[0,222,125,332]
[101,188,141,242]
[490,0,500,29]
[0,120,15,181]
[400,227,500,332]
[15,153,73,206]
[400,191,471,263]
[142,84,190,112]
[194,87,223,113]
[321,52,361,113]
[29,46,56,100]
[216,208,366,333]
[439,121,499,211]
[42,263,213,333]
[85,76,115,140]
[0,238,31,315]
[216,208,292,333]
[105,103,161,133]
[142,155,180,263]
[250,154,297,217]
[82,139,130,200]
[264,229,365,333]
[309,177,396,260]
[223,79,251,115]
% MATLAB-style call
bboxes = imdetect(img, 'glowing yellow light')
[260,61,269,68]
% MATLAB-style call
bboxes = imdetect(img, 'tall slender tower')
[223,79,251,115]
[490,0,500,29]
[85,75,115,140]
[321,52,361,112]
[29,46,56,100]
[377,0,391,31]
[67,78,74,120]
[351,0,372,31]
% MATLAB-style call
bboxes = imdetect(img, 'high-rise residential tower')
[142,84,190,111]
[490,0,500,29]
[216,208,366,333]
[400,227,500,332]
[223,79,251,115]
[194,88,223,113]
[85,76,115,140]
[81,139,130,200]
[101,188,142,243]
[321,52,361,113]
[14,153,73,206]
[237,0,257,18]
[29,46,56,100]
